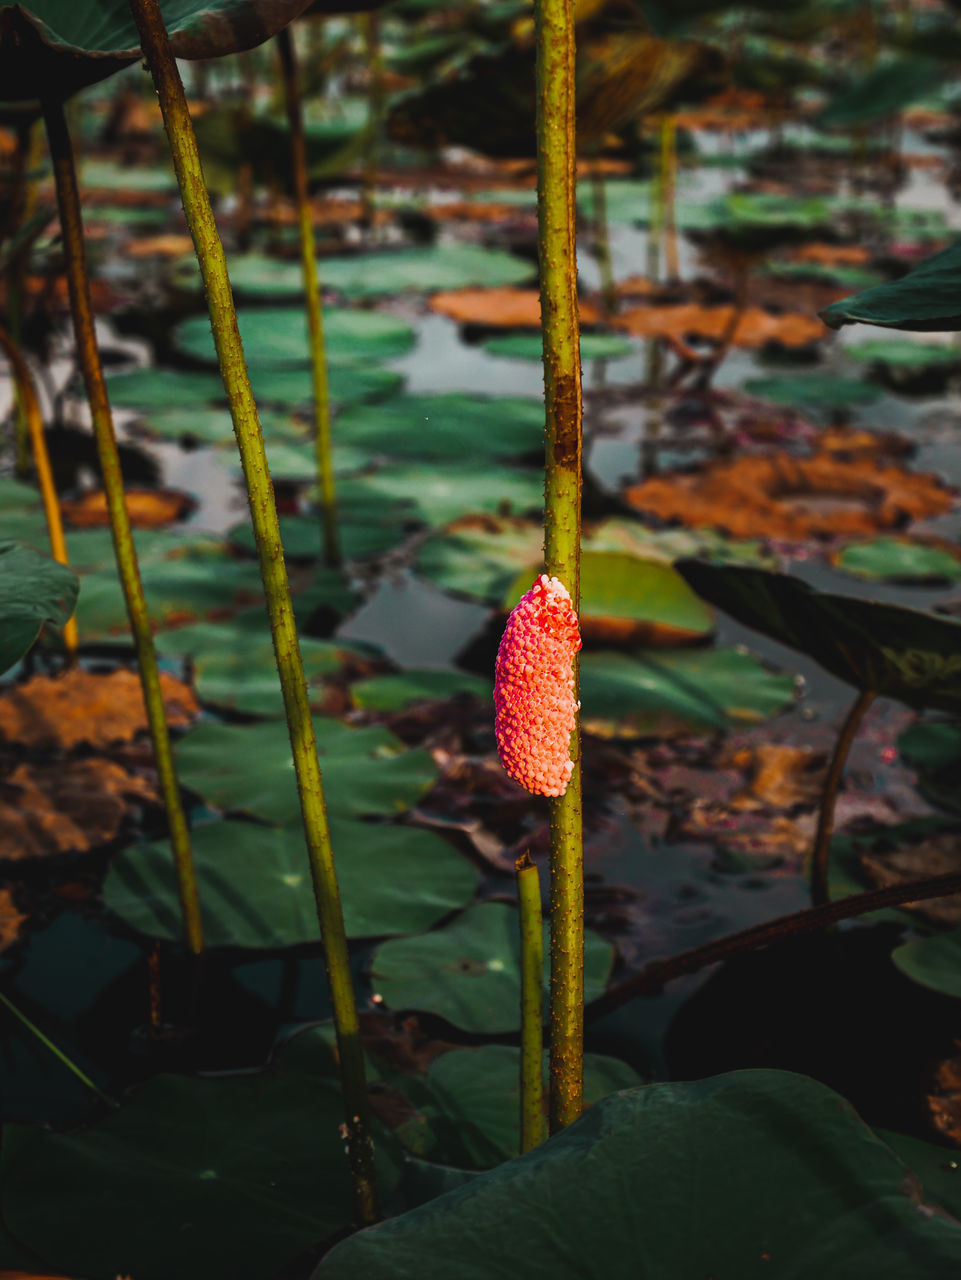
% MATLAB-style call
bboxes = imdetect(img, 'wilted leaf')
[61,489,194,530]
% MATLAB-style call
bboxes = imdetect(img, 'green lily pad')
[189,245,536,300]
[844,339,961,371]
[1,1068,401,1280]
[104,816,477,946]
[821,240,961,332]
[761,260,883,291]
[692,192,835,252]
[250,362,405,408]
[131,404,307,447]
[876,1129,961,1221]
[0,540,78,675]
[351,669,491,711]
[482,333,634,362]
[744,375,881,409]
[231,437,368,481]
[678,561,961,713]
[579,646,796,736]
[505,551,715,643]
[175,717,438,823]
[333,394,544,462]
[892,928,961,1000]
[396,1044,641,1169]
[106,367,229,412]
[317,1070,961,1280]
[158,623,370,716]
[80,159,179,193]
[107,363,404,413]
[0,0,315,101]
[228,502,409,563]
[898,720,961,815]
[819,55,944,129]
[174,307,416,366]
[833,539,961,584]
[369,901,615,1035]
[348,465,542,524]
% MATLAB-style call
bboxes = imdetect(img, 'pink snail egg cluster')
[494,573,581,797]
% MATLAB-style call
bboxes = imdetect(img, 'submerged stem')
[811,688,877,908]
[516,852,546,1153]
[43,99,203,957]
[536,0,584,1135]
[276,26,340,569]
[0,988,115,1107]
[128,0,375,1223]
[0,324,78,659]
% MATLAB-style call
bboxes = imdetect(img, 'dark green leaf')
[174,307,415,366]
[0,540,78,674]
[821,241,961,332]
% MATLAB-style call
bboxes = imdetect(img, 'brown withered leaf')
[429,287,603,329]
[788,243,872,267]
[0,668,198,751]
[722,743,825,811]
[0,757,159,860]
[0,886,28,950]
[817,425,915,460]
[926,1044,961,1147]
[624,453,955,542]
[858,833,961,929]
[61,488,195,529]
[612,302,824,350]
[124,234,194,260]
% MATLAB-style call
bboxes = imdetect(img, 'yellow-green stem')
[277,25,340,569]
[0,989,116,1108]
[128,0,376,1223]
[43,99,203,957]
[661,115,678,281]
[516,852,546,1153]
[536,0,584,1135]
[811,689,876,908]
[0,324,78,658]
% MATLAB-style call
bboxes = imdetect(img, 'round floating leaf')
[183,245,536,300]
[132,404,307,447]
[107,363,403,414]
[482,332,634,361]
[348,465,542,524]
[579,646,796,736]
[229,505,408,563]
[845,338,961,371]
[317,1070,961,1280]
[405,1044,641,1169]
[158,624,369,716]
[1,1069,401,1280]
[504,551,715,644]
[250,362,404,408]
[104,816,478,946]
[899,720,961,815]
[352,669,492,711]
[0,540,78,675]
[174,307,416,367]
[333,394,544,462]
[821,241,961,332]
[892,928,961,999]
[677,561,961,713]
[744,374,881,409]
[105,367,227,411]
[0,0,317,101]
[833,538,961,584]
[370,901,615,1034]
[80,159,178,193]
[175,717,438,823]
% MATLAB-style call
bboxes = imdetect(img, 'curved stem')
[516,852,546,1154]
[0,324,78,659]
[43,99,203,958]
[536,0,584,1135]
[276,25,340,569]
[128,0,375,1223]
[0,988,115,1108]
[811,688,877,907]
[589,867,961,1020]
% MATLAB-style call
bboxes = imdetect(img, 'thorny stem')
[811,689,877,908]
[536,0,584,1135]
[128,0,376,1224]
[0,324,78,658]
[516,852,546,1153]
[589,867,961,1020]
[276,25,341,569]
[0,989,115,1108]
[43,99,204,957]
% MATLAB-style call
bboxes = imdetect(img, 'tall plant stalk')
[276,25,340,569]
[0,324,78,658]
[127,0,376,1223]
[361,10,383,232]
[661,114,678,281]
[43,99,203,958]
[536,0,585,1135]
[810,689,876,908]
[516,852,546,1153]
[8,121,44,477]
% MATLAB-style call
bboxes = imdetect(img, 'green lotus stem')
[646,117,663,285]
[277,25,340,569]
[590,158,617,315]
[8,121,43,478]
[0,324,78,659]
[128,0,376,1223]
[0,988,115,1108]
[516,852,546,1153]
[811,688,877,908]
[43,98,204,958]
[361,10,383,231]
[536,0,585,1135]
[661,114,678,281]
